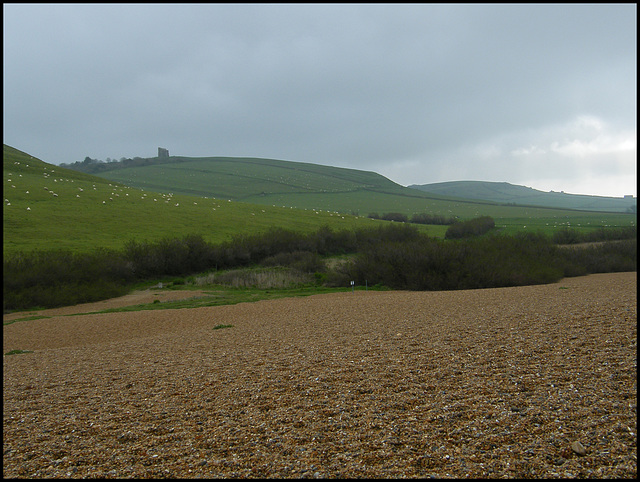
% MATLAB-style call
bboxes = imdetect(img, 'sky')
[3,3,637,197]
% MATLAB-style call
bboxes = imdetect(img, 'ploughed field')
[3,272,637,478]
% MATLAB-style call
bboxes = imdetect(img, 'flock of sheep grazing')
[5,158,351,221]
[5,159,130,210]
[4,159,228,213]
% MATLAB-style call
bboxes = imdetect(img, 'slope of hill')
[62,152,637,235]
[5,146,636,256]
[409,180,636,213]
[72,155,410,201]
[2,145,383,255]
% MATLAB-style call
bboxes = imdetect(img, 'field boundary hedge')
[3,224,636,312]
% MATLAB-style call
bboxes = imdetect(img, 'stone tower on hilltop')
[158,147,169,158]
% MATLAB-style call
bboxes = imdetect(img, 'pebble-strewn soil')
[3,272,637,478]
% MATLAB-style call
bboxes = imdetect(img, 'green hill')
[71,155,637,214]
[68,155,410,205]
[409,180,636,213]
[66,153,636,233]
[5,146,636,255]
[2,145,387,255]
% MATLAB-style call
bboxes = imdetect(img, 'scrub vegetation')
[4,223,636,312]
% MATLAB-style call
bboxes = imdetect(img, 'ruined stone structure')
[158,147,169,158]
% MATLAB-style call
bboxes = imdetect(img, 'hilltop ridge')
[409,180,636,213]
[5,144,636,255]
[61,154,406,199]
[61,153,636,213]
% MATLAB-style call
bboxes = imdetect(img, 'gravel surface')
[3,272,637,478]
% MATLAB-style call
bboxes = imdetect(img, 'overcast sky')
[3,4,637,197]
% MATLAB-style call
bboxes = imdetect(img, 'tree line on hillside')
[60,155,170,174]
[368,212,458,225]
[551,226,637,244]
[3,224,636,312]
[444,216,495,239]
[367,212,494,239]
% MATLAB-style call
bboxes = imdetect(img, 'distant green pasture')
[3,147,387,255]
[97,157,384,200]
[90,154,636,238]
[4,146,636,255]
[244,189,636,235]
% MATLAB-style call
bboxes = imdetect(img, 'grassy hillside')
[79,154,636,236]
[409,180,637,213]
[3,146,390,255]
[5,146,636,256]
[78,155,408,201]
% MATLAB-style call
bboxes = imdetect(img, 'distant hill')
[2,145,384,254]
[63,155,464,215]
[66,155,406,200]
[63,155,637,215]
[409,181,636,213]
[7,145,635,255]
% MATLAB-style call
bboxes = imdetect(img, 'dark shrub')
[445,216,495,239]
[261,251,325,273]
[381,212,409,223]
[552,227,582,244]
[3,248,133,311]
[409,213,457,225]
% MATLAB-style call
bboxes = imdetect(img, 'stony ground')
[3,272,637,478]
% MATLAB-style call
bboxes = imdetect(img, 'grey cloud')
[3,3,636,196]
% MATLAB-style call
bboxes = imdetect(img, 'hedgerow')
[368,212,457,225]
[445,216,496,239]
[3,224,636,312]
[552,226,637,244]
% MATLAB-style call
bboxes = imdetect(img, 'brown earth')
[3,272,637,478]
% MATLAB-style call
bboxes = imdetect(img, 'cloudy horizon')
[3,3,636,197]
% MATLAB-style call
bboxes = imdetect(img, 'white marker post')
[351,280,355,293]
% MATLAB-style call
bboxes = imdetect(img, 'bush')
[3,249,133,311]
[261,251,325,273]
[4,222,635,312]
[409,213,457,225]
[344,233,568,291]
[445,216,495,239]
[380,212,408,223]
[553,226,637,244]
[124,234,215,277]
[552,227,582,244]
[558,239,636,273]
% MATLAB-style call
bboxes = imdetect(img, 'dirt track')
[3,272,637,478]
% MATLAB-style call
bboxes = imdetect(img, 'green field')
[83,156,405,200]
[84,155,636,234]
[410,180,637,213]
[3,146,393,255]
[4,145,636,255]
[87,157,635,236]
